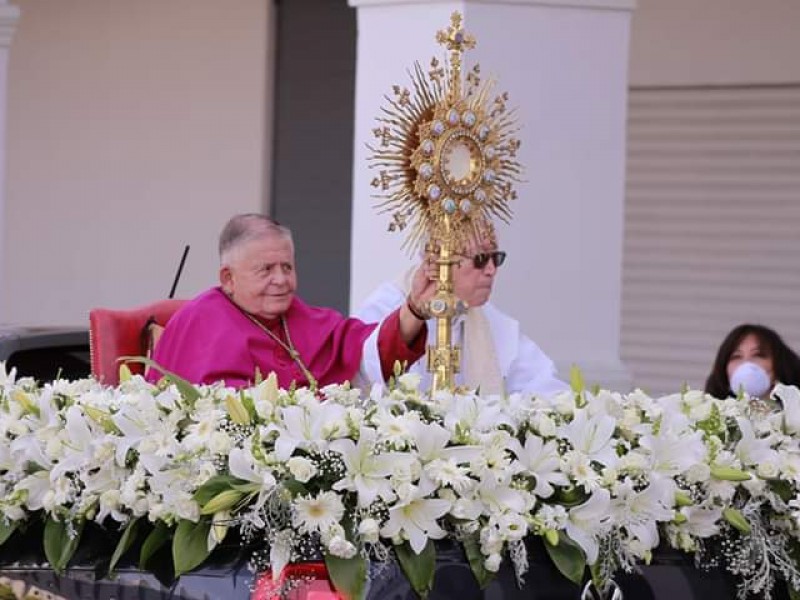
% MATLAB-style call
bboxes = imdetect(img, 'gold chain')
[237,308,318,391]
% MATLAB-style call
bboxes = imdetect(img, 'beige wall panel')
[630,0,800,86]
[3,0,272,326]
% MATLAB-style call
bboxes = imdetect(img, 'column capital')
[349,0,635,12]
[0,3,20,49]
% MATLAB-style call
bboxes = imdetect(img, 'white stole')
[396,268,504,395]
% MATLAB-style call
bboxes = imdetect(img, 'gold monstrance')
[368,12,522,394]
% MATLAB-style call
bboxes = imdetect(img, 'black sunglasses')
[462,251,507,269]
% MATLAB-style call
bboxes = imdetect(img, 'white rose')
[533,414,557,437]
[209,431,233,455]
[322,523,346,545]
[756,461,779,479]
[552,392,575,416]
[684,463,711,484]
[358,518,380,544]
[601,467,619,487]
[398,372,421,391]
[688,402,712,421]
[287,456,317,483]
[479,528,503,555]
[683,390,706,407]
[328,535,357,559]
[484,553,502,572]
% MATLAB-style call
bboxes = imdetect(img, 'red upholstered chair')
[89,299,187,386]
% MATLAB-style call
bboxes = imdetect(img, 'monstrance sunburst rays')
[368,11,522,253]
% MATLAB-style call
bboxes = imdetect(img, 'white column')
[349,0,634,391]
[0,1,19,321]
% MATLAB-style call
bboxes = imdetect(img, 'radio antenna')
[168,245,190,299]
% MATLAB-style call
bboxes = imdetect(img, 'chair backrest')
[89,298,187,385]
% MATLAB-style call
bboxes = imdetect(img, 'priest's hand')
[399,258,437,345]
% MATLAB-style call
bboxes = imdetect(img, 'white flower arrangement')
[1,361,800,599]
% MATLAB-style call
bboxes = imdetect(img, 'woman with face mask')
[704,324,800,401]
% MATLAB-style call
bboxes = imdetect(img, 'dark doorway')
[271,0,356,313]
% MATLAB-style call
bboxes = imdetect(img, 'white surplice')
[354,280,568,397]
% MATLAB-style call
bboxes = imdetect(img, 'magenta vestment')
[147,287,377,388]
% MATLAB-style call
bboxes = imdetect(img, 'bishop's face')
[220,234,297,320]
[452,236,499,308]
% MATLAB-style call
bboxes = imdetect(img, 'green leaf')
[193,475,246,505]
[109,517,142,575]
[462,535,494,589]
[43,518,84,574]
[0,518,18,547]
[770,479,795,503]
[119,356,200,406]
[140,521,171,569]
[395,540,436,599]
[544,532,586,586]
[282,479,309,497]
[324,552,368,600]
[172,519,212,576]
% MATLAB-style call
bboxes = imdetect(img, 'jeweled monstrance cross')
[368,12,522,394]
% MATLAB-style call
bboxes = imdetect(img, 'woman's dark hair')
[704,324,800,398]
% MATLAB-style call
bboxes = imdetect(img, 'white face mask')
[730,362,772,398]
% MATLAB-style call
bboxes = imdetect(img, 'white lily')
[612,479,674,551]
[774,384,800,435]
[381,487,451,554]
[639,429,706,479]
[735,417,777,468]
[559,409,617,467]
[509,433,569,498]
[270,403,347,461]
[228,446,277,509]
[565,488,612,563]
[330,427,407,507]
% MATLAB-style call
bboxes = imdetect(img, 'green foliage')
[324,551,369,600]
[172,519,212,576]
[43,517,84,574]
[462,534,495,589]
[544,532,586,586]
[139,521,171,570]
[118,356,200,407]
[395,540,436,598]
[0,518,17,547]
[109,517,142,574]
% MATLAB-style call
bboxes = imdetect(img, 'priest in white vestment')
[355,225,567,397]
